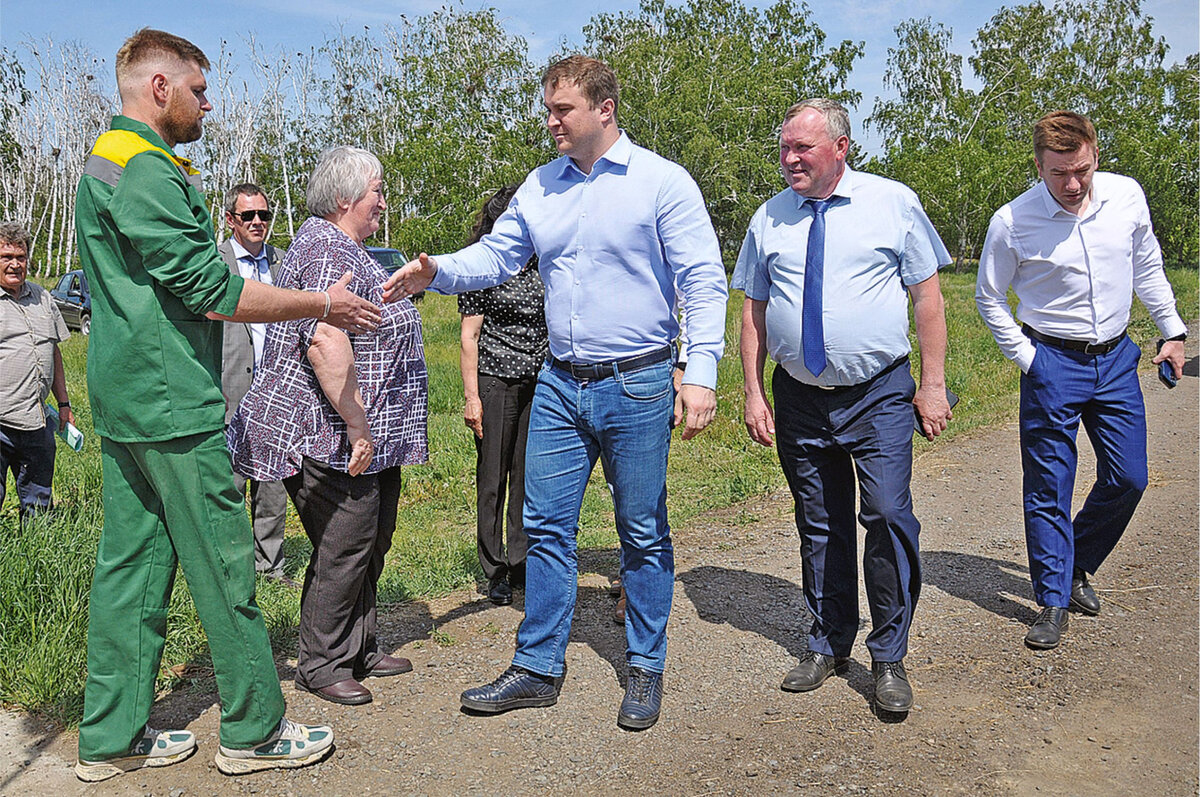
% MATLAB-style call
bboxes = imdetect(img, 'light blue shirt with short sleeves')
[732,167,950,388]
[428,132,728,390]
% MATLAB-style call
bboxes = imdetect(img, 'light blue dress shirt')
[429,132,728,390]
[732,167,950,387]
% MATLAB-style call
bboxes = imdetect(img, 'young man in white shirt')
[975,110,1186,650]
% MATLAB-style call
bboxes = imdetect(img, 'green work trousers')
[77,429,285,760]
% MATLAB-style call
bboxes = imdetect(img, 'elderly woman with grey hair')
[228,146,428,706]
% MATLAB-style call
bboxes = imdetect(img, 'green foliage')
[869,0,1199,267]
[583,0,863,261]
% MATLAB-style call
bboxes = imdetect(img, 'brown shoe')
[613,588,626,624]
[298,678,372,705]
[363,653,413,678]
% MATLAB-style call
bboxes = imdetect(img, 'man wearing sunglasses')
[219,183,291,586]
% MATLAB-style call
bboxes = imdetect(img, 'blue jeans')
[0,418,56,518]
[1020,336,1147,607]
[513,358,675,677]
[773,361,921,663]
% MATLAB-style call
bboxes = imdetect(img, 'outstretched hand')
[382,253,438,303]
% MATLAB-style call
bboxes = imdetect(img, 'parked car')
[50,269,91,335]
[366,246,422,302]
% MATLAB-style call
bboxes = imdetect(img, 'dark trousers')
[773,361,922,663]
[231,471,289,575]
[0,419,56,518]
[1020,336,1147,607]
[474,373,535,581]
[284,458,402,690]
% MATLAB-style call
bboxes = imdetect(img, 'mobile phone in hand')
[1156,339,1178,389]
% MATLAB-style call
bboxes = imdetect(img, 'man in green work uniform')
[73,29,381,782]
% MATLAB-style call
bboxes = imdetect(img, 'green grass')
[2,266,1195,723]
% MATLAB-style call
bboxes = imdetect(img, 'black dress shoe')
[781,650,849,692]
[872,660,913,712]
[1025,606,1069,649]
[1070,568,1101,615]
[362,653,413,678]
[297,678,372,705]
[617,667,663,730]
[488,578,513,606]
[460,665,559,713]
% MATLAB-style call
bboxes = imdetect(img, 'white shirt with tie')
[229,237,274,366]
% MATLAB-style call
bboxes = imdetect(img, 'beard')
[162,98,203,145]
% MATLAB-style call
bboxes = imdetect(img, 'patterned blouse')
[227,216,428,479]
[457,260,547,380]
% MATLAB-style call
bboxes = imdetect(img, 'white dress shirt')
[230,237,273,366]
[976,171,1185,372]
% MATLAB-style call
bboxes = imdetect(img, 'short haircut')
[0,221,31,254]
[1033,111,1098,161]
[115,29,210,97]
[469,185,519,245]
[224,183,267,215]
[306,146,383,218]
[542,55,619,114]
[783,98,852,143]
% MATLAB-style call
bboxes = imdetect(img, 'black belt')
[550,345,672,381]
[1022,324,1126,355]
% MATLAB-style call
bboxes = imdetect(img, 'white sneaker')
[75,725,196,782]
[214,717,334,775]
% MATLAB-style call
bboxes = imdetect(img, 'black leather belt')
[550,345,672,381]
[1022,324,1126,355]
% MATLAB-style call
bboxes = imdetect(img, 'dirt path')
[4,334,1197,796]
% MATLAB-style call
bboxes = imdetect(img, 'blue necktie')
[802,198,831,377]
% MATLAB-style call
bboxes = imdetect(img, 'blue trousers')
[513,359,675,677]
[773,361,921,663]
[0,418,56,517]
[1019,336,1147,608]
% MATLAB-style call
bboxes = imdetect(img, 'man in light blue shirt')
[386,55,728,730]
[733,98,951,715]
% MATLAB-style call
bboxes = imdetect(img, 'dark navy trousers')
[773,360,921,663]
[1019,336,1147,608]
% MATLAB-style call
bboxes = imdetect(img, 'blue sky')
[2,0,1196,153]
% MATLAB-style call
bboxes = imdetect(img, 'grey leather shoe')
[781,650,849,692]
[1025,606,1069,649]
[617,667,663,730]
[461,665,559,713]
[872,660,913,712]
[1070,568,1101,615]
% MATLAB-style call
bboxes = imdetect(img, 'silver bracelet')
[321,291,331,319]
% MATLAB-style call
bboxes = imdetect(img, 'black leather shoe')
[781,650,849,693]
[1025,606,1069,649]
[461,666,559,713]
[617,667,663,730]
[872,660,913,712]
[362,653,413,678]
[488,578,513,606]
[1070,568,1101,615]
[297,678,372,705]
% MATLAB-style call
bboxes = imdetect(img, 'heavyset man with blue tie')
[734,98,952,714]
[385,55,728,730]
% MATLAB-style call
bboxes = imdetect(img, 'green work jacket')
[75,116,245,442]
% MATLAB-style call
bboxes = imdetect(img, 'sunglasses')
[236,209,273,222]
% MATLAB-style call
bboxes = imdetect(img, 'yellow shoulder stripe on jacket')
[89,129,200,176]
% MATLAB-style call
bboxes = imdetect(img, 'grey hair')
[0,221,31,253]
[782,98,852,143]
[306,146,383,218]
[224,183,266,215]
